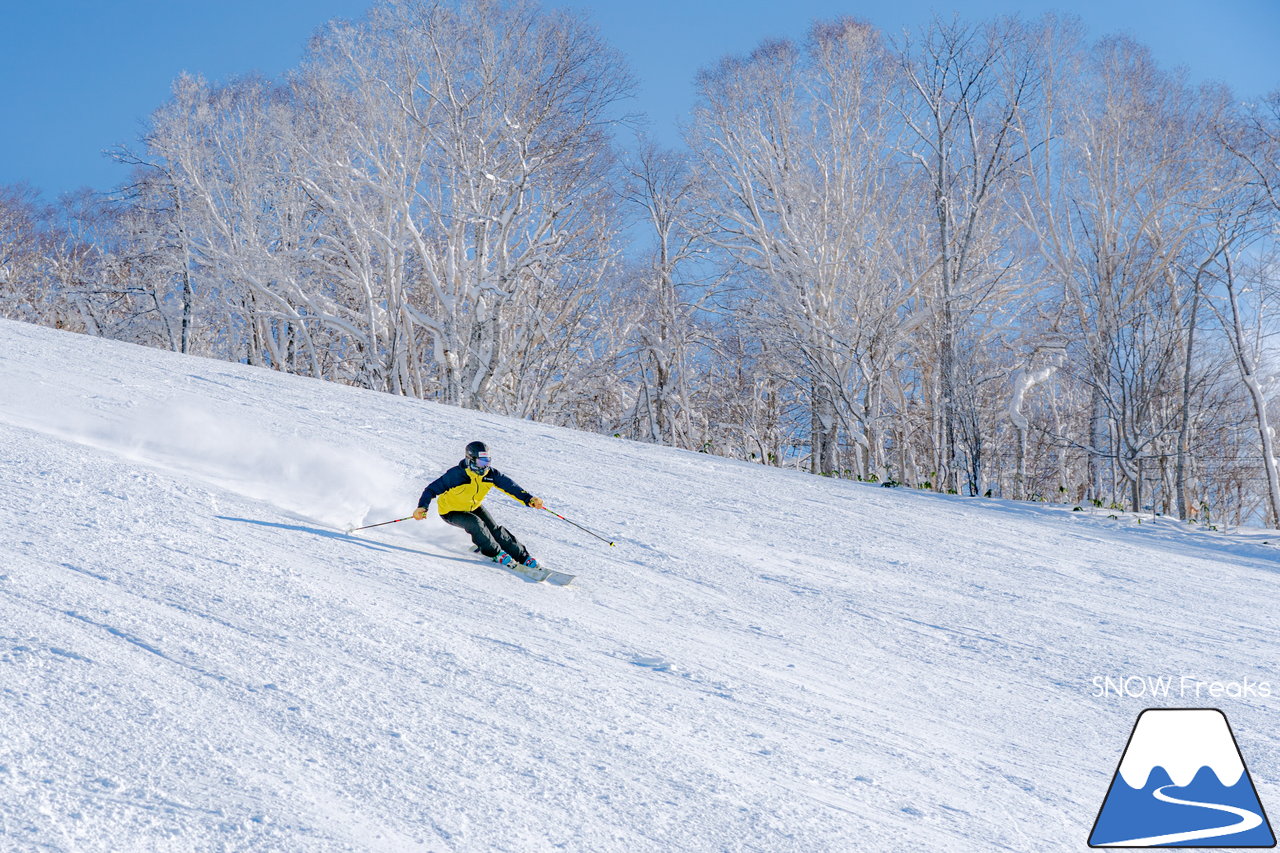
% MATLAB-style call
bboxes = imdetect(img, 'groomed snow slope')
[1,318,1277,852]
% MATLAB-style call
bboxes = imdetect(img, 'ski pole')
[540,505,616,547]
[346,515,415,534]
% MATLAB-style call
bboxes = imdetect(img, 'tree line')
[4,0,1279,526]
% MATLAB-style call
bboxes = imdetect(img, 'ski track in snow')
[1,319,1278,852]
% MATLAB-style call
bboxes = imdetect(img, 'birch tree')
[616,139,714,447]
[1016,35,1230,509]
[0,185,51,324]
[1209,245,1280,526]
[894,15,1040,495]
[1208,94,1280,525]
[689,20,921,477]
[302,0,632,409]
[139,74,329,372]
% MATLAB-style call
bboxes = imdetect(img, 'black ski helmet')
[464,440,491,472]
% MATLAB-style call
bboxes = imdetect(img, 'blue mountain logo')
[1090,709,1275,847]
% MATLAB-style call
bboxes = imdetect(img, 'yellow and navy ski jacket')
[417,461,536,515]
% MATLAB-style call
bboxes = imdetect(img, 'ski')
[542,569,575,586]
[472,549,573,586]
[498,561,574,586]
[508,562,551,582]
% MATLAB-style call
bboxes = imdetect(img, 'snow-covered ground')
[1,318,1277,852]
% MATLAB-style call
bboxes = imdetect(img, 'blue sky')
[2,0,1277,199]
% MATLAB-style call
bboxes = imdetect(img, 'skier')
[412,441,545,569]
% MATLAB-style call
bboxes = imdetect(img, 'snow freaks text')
[1091,676,1273,700]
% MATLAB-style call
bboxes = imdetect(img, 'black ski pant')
[441,506,529,562]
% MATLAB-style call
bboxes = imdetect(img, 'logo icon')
[1090,708,1275,847]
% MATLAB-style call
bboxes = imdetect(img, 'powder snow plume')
[98,399,411,530]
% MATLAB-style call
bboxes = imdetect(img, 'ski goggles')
[469,453,491,471]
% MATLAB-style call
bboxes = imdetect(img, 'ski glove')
[528,497,545,509]
[413,507,428,520]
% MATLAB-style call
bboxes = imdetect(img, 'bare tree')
[1205,99,1280,525]
[112,0,633,411]
[1208,247,1280,526]
[689,20,922,478]
[0,185,53,324]
[893,15,1040,495]
[1015,35,1232,510]
[300,0,633,408]
[136,74,329,372]
[616,139,716,447]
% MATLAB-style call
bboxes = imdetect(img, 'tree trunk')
[811,378,839,476]
[1225,265,1280,527]
[1174,276,1202,520]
